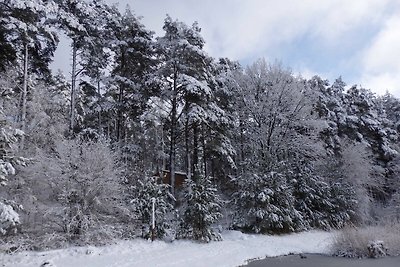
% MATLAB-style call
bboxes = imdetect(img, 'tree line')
[0,0,399,246]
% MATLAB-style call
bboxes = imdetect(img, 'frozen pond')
[246,254,400,267]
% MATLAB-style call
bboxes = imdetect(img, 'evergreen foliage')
[232,171,302,233]
[179,175,222,242]
[130,176,173,239]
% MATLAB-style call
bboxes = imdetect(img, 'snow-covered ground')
[1,230,334,267]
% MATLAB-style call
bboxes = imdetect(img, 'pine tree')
[55,0,115,133]
[0,89,25,235]
[107,7,155,142]
[0,0,59,148]
[290,163,356,229]
[197,59,237,179]
[232,171,303,234]
[130,176,173,239]
[179,175,222,242]
[0,0,58,76]
[155,16,223,194]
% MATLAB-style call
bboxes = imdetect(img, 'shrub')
[0,201,20,236]
[333,224,400,258]
[29,138,123,241]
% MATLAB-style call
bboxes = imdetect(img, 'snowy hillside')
[1,231,333,267]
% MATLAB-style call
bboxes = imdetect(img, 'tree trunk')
[185,115,191,178]
[161,126,166,170]
[169,99,176,197]
[239,118,245,167]
[116,48,125,143]
[97,75,102,134]
[20,43,28,150]
[193,122,199,180]
[169,71,178,197]
[201,125,207,177]
[116,84,123,142]
[69,40,77,133]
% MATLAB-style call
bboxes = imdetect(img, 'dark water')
[246,254,400,267]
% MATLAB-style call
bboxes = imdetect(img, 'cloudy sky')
[53,0,400,96]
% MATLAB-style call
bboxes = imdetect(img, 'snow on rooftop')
[2,230,334,267]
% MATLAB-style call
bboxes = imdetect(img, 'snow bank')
[1,230,334,267]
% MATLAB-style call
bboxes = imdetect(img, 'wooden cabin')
[155,170,188,188]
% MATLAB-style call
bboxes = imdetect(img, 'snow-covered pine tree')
[73,2,118,136]
[179,175,222,242]
[309,76,346,155]
[130,176,173,239]
[198,59,236,178]
[154,15,216,195]
[231,171,302,234]
[0,0,59,148]
[108,7,155,143]
[0,0,58,76]
[154,16,231,196]
[290,163,356,229]
[56,0,115,133]
[313,77,399,221]
[327,179,358,228]
[0,95,25,235]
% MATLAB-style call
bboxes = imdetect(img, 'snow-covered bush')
[0,107,25,236]
[367,240,388,258]
[179,175,222,242]
[0,201,20,235]
[231,172,303,234]
[130,175,173,239]
[32,138,123,241]
[0,110,24,186]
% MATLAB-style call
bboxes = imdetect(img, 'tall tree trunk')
[116,85,123,142]
[185,115,190,177]
[116,48,125,143]
[239,118,245,166]
[169,71,178,197]
[70,40,77,133]
[97,74,102,134]
[192,122,199,180]
[20,43,28,150]
[169,98,176,197]
[201,124,207,177]
[161,126,166,170]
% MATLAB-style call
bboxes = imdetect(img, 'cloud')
[312,0,390,41]
[361,74,399,96]
[102,0,400,96]
[114,0,392,60]
[358,7,400,96]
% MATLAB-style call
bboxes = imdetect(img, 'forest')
[0,0,400,251]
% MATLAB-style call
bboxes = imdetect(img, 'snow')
[0,202,20,235]
[1,230,334,267]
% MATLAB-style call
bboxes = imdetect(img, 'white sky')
[52,0,400,97]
